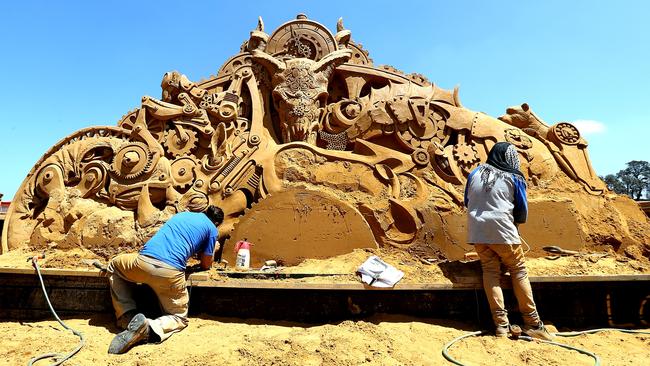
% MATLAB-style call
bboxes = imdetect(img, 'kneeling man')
[107,205,224,354]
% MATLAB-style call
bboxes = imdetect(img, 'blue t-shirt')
[140,212,218,270]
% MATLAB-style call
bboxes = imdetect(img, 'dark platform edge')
[1,268,648,329]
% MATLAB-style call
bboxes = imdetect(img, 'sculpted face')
[272,59,330,143]
[252,49,352,143]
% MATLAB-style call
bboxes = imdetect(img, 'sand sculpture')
[2,15,648,266]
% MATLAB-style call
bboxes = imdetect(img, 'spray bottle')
[234,239,252,269]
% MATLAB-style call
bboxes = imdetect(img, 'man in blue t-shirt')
[107,205,224,354]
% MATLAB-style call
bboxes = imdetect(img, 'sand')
[1,247,648,281]
[0,314,648,366]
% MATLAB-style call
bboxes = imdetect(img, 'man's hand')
[199,253,213,270]
[27,253,45,268]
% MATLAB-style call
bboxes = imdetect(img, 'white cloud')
[570,119,607,135]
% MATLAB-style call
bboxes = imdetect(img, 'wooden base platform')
[1,267,648,329]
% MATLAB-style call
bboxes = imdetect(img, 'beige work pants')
[108,253,189,342]
[474,244,541,328]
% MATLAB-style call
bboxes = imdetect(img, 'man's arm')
[199,238,219,270]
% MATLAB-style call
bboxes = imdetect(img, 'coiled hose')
[27,257,85,366]
[442,328,650,366]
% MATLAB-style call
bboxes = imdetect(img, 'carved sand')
[1,15,648,271]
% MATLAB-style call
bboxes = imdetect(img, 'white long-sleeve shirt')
[464,164,528,244]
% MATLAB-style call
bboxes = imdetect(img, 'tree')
[601,174,626,194]
[602,160,650,200]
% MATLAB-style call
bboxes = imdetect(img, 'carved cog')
[110,141,154,180]
[550,122,580,145]
[395,106,448,151]
[411,149,430,166]
[287,34,315,58]
[453,143,480,170]
[408,73,431,86]
[117,109,165,142]
[266,18,338,61]
[163,128,199,157]
[170,157,197,190]
[216,53,254,79]
[504,128,533,149]
[345,41,373,66]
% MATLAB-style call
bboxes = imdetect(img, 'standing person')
[464,142,553,340]
[107,205,224,354]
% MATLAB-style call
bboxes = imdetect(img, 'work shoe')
[108,313,150,354]
[495,325,509,337]
[116,309,139,330]
[523,323,554,341]
[495,324,522,338]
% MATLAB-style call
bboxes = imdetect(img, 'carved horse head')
[252,49,352,143]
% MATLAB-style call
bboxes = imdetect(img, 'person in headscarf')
[464,142,553,340]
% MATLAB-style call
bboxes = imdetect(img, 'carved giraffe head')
[252,49,352,143]
[498,103,533,128]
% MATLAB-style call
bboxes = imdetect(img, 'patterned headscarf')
[479,142,524,191]
[486,142,524,177]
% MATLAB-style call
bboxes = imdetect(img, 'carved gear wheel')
[110,141,155,180]
[170,157,198,190]
[163,128,199,157]
[411,149,430,166]
[395,105,448,151]
[504,128,533,150]
[453,142,480,169]
[346,41,373,66]
[117,109,165,142]
[551,122,580,145]
[266,18,338,61]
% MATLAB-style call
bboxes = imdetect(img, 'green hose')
[27,258,85,366]
[441,331,484,365]
[441,328,650,366]
[518,335,600,366]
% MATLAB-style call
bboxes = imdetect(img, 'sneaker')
[116,309,139,330]
[108,313,150,354]
[523,323,554,341]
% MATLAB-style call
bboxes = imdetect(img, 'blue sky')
[1,1,648,199]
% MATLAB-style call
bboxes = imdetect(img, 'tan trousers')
[474,244,541,328]
[108,253,189,342]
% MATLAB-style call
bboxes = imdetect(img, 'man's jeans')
[108,253,189,342]
[474,244,541,328]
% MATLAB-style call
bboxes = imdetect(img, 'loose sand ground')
[0,314,648,366]
[1,247,649,365]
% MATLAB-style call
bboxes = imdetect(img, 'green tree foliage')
[601,160,650,200]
